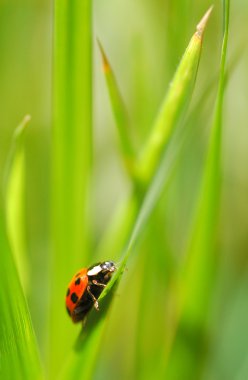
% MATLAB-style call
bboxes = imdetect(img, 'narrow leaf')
[95,8,212,264]
[0,205,42,379]
[136,7,212,187]
[98,40,135,178]
[163,2,230,378]
[50,0,93,375]
[59,10,211,379]
[183,0,229,324]
[2,115,30,292]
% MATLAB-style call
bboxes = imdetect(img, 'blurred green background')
[1,0,248,379]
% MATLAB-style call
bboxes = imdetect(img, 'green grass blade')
[95,8,212,263]
[2,115,30,292]
[58,145,180,380]
[50,0,92,375]
[163,1,230,378]
[98,40,136,178]
[0,205,42,379]
[58,313,110,380]
[135,7,213,187]
[58,111,191,380]
[96,7,213,286]
[183,0,229,328]
[58,10,212,378]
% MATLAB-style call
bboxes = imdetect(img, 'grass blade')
[163,1,230,378]
[95,8,212,263]
[50,0,92,375]
[0,204,42,379]
[98,40,136,178]
[58,131,182,380]
[135,7,212,187]
[58,9,212,379]
[2,115,30,292]
[183,0,229,329]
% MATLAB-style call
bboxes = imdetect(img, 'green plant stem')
[163,2,230,378]
[50,0,92,376]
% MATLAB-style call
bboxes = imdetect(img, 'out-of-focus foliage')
[0,0,248,379]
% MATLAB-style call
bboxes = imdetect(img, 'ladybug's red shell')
[66,261,116,323]
[66,268,88,317]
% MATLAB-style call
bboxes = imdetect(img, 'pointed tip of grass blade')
[196,6,214,37]
[136,8,208,187]
[3,115,31,198]
[97,38,111,74]
[23,114,32,123]
[14,114,31,139]
[97,38,136,178]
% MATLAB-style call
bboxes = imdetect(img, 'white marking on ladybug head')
[87,265,102,276]
[101,261,116,272]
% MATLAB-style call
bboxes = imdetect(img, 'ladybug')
[66,261,116,323]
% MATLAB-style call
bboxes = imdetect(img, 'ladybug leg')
[92,279,107,288]
[87,286,99,311]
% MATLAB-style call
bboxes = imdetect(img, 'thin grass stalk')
[50,0,92,376]
[163,2,230,378]
[0,205,43,379]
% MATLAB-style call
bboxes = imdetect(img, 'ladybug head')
[87,261,116,277]
[100,261,116,273]
[87,261,116,285]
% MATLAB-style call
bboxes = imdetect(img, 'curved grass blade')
[2,115,30,292]
[59,91,205,378]
[163,1,230,378]
[135,7,213,187]
[58,113,183,380]
[58,9,212,379]
[98,4,214,325]
[98,40,136,179]
[94,7,212,264]
[2,115,30,197]
[183,0,229,330]
[50,0,93,375]
[0,204,43,379]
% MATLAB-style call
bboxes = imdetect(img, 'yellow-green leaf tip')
[196,6,213,37]
[14,114,31,139]
[97,39,111,74]
[23,114,31,123]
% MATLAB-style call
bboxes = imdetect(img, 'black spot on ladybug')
[71,292,78,304]
[75,278,81,286]
[66,288,70,297]
[75,272,81,277]
[66,306,71,316]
